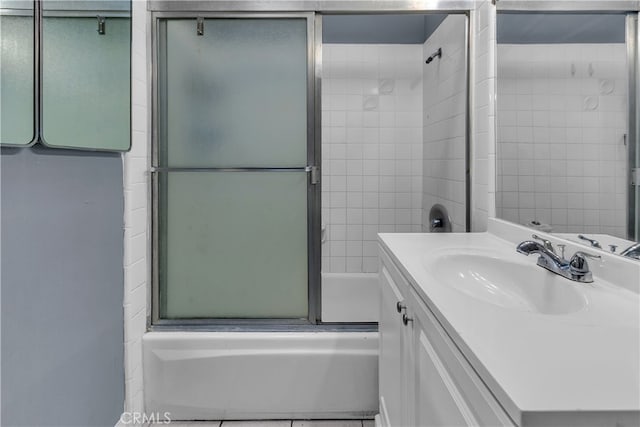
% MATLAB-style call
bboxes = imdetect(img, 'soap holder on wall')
[378,78,395,95]
[583,96,598,111]
[363,95,379,111]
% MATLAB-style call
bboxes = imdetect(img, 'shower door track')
[151,167,313,172]
[151,320,377,332]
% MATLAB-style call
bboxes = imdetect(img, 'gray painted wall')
[322,14,447,44]
[1,146,125,427]
[323,13,625,45]
[497,13,626,44]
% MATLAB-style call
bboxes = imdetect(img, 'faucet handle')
[578,234,601,249]
[577,251,601,259]
[532,234,555,254]
[569,251,601,274]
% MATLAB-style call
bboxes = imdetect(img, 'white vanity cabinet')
[379,248,515,427]
[378,226,640,427]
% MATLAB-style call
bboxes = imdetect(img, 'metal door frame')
[627,13,638,240]
[150,11,322,327]
[149,4,474,330]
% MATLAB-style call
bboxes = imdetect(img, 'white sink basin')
[426,250,588,315]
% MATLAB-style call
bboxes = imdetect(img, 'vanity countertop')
[379,221,640,425]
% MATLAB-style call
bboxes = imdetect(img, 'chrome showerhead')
[425,47,442,64]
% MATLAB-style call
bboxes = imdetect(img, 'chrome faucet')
[532,234,556,254]
[620,243,640,260]
[516,238,601,283]
[578,234,601,249]
[568,252,602,282]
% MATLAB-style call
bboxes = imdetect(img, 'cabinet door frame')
[411,303,478,427]
[409,286,516,427]
[378,265,408,427]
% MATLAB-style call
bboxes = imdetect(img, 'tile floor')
[150,420,375,427]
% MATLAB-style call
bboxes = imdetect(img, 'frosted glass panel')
[0,13,34,145]
[42,16,130,151]
[159,19,307,167]
[160,172,308,318]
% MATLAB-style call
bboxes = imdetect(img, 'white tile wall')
[122,0,148,419]
[321,44,423,273]
[472,0,497,232]
[422,15,468,232]
[496,43,627,238]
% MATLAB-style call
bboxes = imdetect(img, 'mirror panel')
[495,13,636,250]
[41,0,131,151]
[0,1,35,145]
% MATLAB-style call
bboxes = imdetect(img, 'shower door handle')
[306,165,320,184]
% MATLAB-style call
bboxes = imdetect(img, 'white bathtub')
[143,332,378,420]
[321,272,380,323]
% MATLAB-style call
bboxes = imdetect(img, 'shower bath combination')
[144,9,472,421]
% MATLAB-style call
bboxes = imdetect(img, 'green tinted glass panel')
[0,13,34,145]
[159,18,307,167]
[42,16,130,150]
[159,172,308,319]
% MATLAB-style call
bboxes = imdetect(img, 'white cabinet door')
[379,251,514,427]
[414,327,478,427]
[409,287,514,427]
[379,265,407,427]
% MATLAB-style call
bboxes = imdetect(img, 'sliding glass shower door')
[154,15,316,321]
